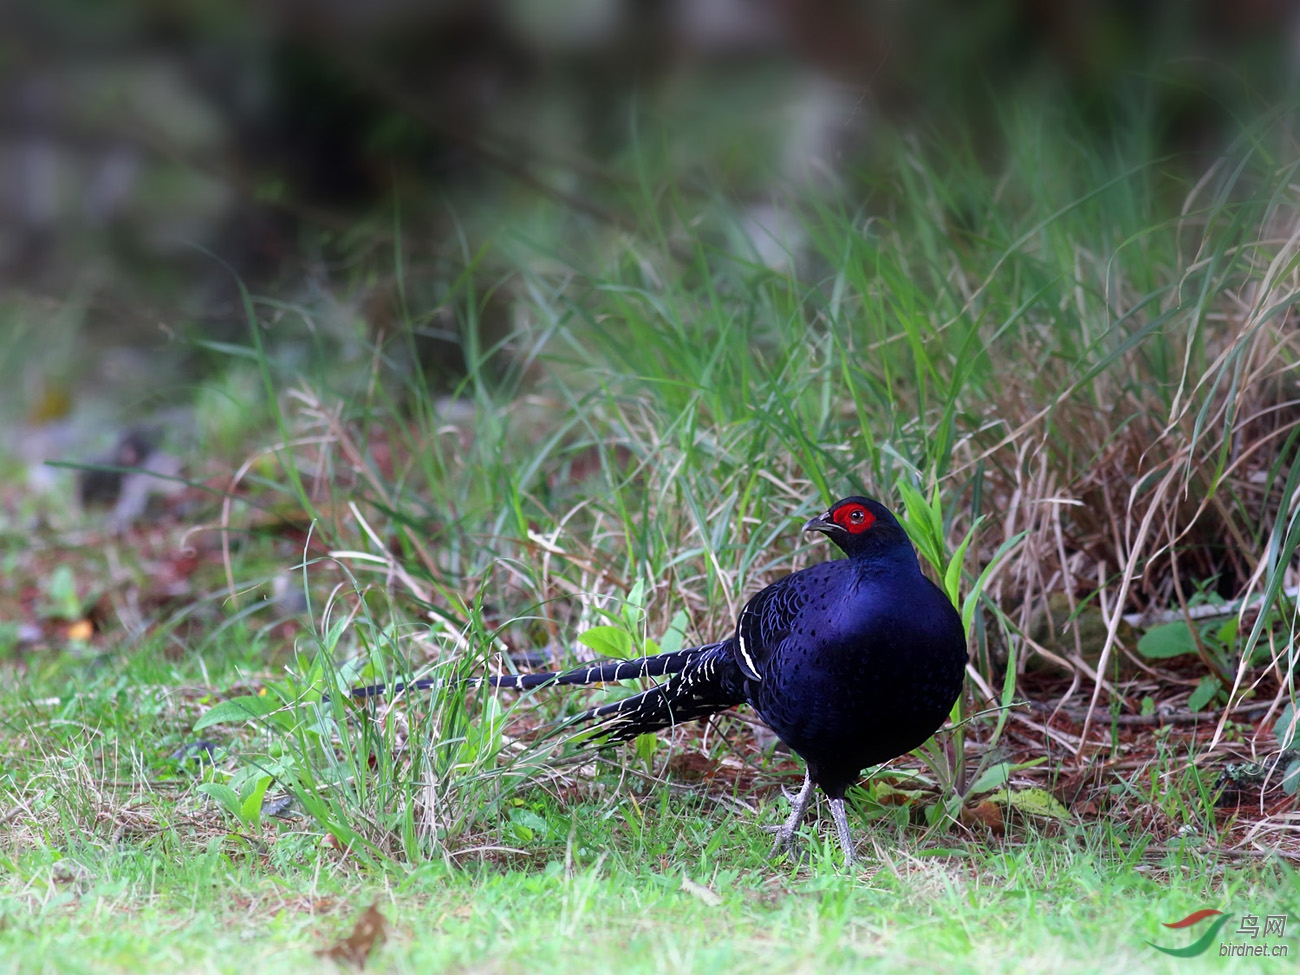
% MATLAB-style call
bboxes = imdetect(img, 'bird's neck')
[848,543,924,576]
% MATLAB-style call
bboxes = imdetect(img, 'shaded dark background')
[1,0,1297,437]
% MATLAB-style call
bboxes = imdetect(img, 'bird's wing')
[732,574,811,681]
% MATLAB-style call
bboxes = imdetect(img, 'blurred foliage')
[1,0,1297,451]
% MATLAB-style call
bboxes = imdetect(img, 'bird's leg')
[828,797,857,867]
[765,770,815,856]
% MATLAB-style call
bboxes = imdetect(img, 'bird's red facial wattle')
[830,502,875,534]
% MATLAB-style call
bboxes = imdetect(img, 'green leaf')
[1136,622,1198,659]
[627,578,646,608]
[42,565,83,620]
[659,610,688,655]
[634,733,659,762]
[968,762,1011,795]
[194,695,280,730]
[1274,702,1297,749]
[577,625,636,659]
[621,579,647,632]
[1282,759,1300,797]
[961,530,1028,635]
[239,775,274,826]
[196,783,242,819]
[896,479,944,575]
[1213,616,1239,648]
[943,517,984,610]
[987,787,1070,821]
[509,808,547,842]
[1187,676,1220,713]
[966,757,1045,797]
[460,695,504,766]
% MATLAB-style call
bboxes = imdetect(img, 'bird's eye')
[829,501,876,533]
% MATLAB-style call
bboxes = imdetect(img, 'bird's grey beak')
[803,511,839,534]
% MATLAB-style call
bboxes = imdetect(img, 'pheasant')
[472,496,969,864]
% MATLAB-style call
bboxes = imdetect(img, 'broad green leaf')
[627,578,646,608]
[196,782,242,819]
[634,732,658,762]
[239,774,274,825]
[1282,759,1300,797]
[622,579,647,631]
[660,610,689,655]
[967,757,1046,797]
[1213,616,1239,647]
[968,762,1011,795]
[509,808,547,842]
[194,694,280,730]
[1187,676,1220,713]
[1274,702,1297,748]
[1136,622,1198,659]
[987,787,1071,821]
[577,625,636,659]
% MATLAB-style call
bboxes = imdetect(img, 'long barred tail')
[345,645,705,700]
[576,641,748,743]
[489,646,703,690]
[343,641,748,744]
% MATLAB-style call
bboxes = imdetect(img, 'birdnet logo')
[1146,908,1290,958]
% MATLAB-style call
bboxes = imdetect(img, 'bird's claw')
[767,828,808,864]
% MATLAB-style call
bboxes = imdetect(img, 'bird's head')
[803,496,911,559]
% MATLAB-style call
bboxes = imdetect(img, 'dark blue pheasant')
[482,496,969,864]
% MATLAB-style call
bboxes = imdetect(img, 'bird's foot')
[765,825,809,864]
[762,821,795,847]
[829,798,858,869]
[763,770,816,863]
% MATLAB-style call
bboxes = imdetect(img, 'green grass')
[4,784,1297,974]
[3,635,1297,974]
[3,92,1300,972]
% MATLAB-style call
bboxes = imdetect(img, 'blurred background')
[2,0,1298,474]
